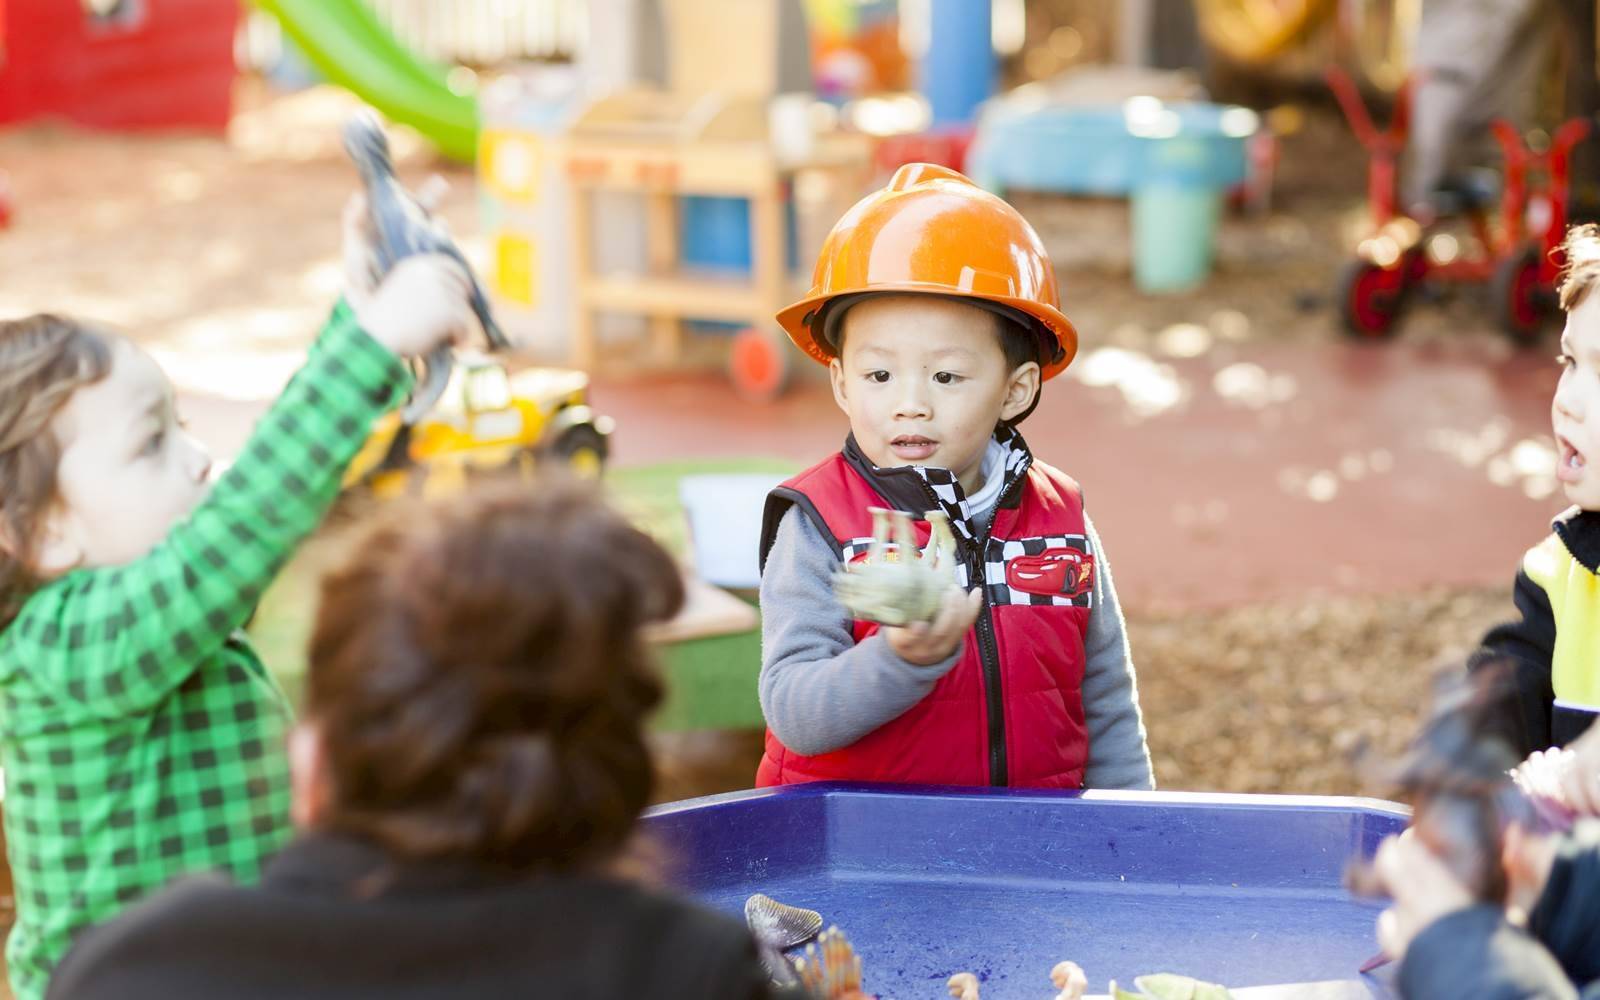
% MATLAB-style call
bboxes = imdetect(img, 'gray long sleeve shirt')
[758,504,1154,790]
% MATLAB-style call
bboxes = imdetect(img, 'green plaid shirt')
[0,303,408,1000]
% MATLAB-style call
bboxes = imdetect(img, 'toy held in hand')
[1111,973,1235,1000]
[833,508,959,627]
[343,109,510,423]
[744,893,823,987]
[1051,960,1089,1000]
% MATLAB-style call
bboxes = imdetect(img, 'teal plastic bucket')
[1131,183,1221,293]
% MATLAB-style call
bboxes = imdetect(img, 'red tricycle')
[1328,66,1591,343]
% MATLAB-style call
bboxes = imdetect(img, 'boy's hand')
[1372,829,1476,961]
[1514,725,1600,821]
[356,254,476,359]
[1559,723,1600,816]
[885,587,981,666]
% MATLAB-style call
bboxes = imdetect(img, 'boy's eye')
[142,430,165,456]
[933,371,961,385]
[865,370,890,384]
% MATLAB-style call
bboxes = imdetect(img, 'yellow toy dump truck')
[343,357,613,499]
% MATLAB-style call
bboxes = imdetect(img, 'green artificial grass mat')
[249,456,799,724]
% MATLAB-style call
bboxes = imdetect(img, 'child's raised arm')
[5,243,474,718]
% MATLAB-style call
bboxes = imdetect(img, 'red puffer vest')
[755,435,1093,788]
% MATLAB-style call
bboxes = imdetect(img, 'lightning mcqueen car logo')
[1005,548,1094,598]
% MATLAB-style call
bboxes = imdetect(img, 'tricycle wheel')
[551,423,608,478]
[729,326,791,403]
[1337,258,1405,339]
[1490,244,1548,346]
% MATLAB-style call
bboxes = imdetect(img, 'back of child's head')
[305,477,684,873]
[0,315,112,626]
[1561,224,1600,312]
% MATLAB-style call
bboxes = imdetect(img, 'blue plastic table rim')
[645,782,1414,820]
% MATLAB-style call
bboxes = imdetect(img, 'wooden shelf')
[581,275,769,323]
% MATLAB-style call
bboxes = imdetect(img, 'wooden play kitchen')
[558,0,873,401]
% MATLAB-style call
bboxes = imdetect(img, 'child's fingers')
[1371,833,1404,891]
[946,587,982,632]
[920,588,977,648]
[1561,758,1600,816]
[1375,907,1403,960]
[425,254,474,298]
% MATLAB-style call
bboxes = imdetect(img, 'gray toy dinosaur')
[343,109,511,424]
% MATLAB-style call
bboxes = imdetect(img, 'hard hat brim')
[776,284,1079,382]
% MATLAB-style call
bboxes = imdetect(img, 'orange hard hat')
[777,162,1078,380]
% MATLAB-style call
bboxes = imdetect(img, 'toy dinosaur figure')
[745,893,823,987]
[833,508,960,627]
[1351,668,1561,907]
[1051,961,1089,1000]
[343,109,510,424]
[1344,664,1573,975]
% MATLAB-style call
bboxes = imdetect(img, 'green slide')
[253,0,479,161]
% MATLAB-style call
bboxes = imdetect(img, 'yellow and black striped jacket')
[1475,508,1600,755]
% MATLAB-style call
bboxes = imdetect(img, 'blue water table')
[643,784,1404,998]
[967,99,1260,293]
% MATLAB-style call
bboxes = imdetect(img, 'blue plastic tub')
[643,784,1406,998]
[1132,183,1222,292]
[968,101,1257,293]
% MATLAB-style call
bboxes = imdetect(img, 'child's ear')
[1000,361,1042,422]
[829,357,850,415]
[289,723,331,829]
[30,507,84,577]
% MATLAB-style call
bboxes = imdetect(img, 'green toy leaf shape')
[1107,974,1235,1000]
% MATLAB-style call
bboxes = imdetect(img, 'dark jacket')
[1473,509,1600,755]
[1400,826,1600,1000]
[47,832,783,1000]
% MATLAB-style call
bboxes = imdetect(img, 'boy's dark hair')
[0,315,113,627]
[305,477,684,873]
[824,294,1045,374]
[1560,224,1600,312]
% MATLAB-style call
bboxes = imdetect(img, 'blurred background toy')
[554,0,872,402]
[342,358,612,500]
[1329,66,1591,342]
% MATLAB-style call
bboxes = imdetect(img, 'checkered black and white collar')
[841,425,1033,544]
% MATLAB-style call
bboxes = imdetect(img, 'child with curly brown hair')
[0,196,476,1000]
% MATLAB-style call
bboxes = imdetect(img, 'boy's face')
[38,337,213,574]
[1555,293,1600,510]
[828,295,1039,495]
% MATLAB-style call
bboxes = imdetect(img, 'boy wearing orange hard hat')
[756,163,1152,790]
